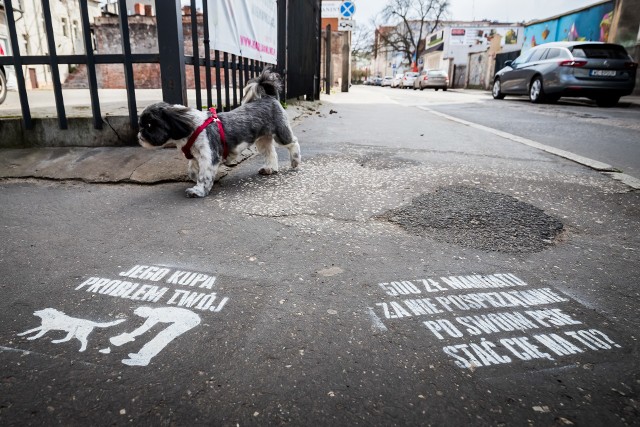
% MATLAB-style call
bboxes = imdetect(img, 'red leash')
[181,107,228,160]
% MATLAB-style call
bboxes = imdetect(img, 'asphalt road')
[1,86,639,425]
[382,86,640,180]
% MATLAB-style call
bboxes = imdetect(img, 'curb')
[0,100,320,185]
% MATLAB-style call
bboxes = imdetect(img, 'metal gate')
[452,65,467,88]
[283,0,320,100]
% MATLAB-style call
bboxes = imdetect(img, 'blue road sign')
[340,1,355,18]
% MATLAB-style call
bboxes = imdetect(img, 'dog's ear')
[162,106,194,140]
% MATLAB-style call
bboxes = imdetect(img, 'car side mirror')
[504,60,513,67]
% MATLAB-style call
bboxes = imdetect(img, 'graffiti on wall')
[523,1,614,51]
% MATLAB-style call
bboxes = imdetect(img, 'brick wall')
[90,13,230,89]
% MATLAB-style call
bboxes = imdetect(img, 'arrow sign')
[340,1,356,18]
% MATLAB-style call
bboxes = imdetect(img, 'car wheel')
[595,96,620,108]
[529,77,545,103]
[443,88,447,91]
[435,88,439,91]
[0,70,7,105]
[492,78,505,99]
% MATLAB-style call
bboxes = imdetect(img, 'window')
[512,50,534,66]
[72,20,79,40]
[528,48,547,62]
[543,48,572,60]
[571,44,629,59]
[61,17,68,37]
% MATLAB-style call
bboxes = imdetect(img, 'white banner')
[207,0,277,64]
[322,1,342,18]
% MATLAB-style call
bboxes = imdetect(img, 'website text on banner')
[207,0,277,64]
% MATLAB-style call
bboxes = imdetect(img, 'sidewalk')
[0,99,319,184]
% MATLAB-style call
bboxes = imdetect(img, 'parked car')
[401,72,419,88]
[0,46,17,105]
[414,69,449,90]
[391,73,404,88]
[492,41,637,107]
[373,76,383,86]
[381,76,393,87]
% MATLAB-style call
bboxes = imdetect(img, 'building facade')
[5,0,101,89]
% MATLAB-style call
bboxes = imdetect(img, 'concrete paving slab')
[0,147,186,183]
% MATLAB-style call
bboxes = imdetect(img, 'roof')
[530,41,608,48]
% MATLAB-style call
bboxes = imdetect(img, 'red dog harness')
[181,107,228,160]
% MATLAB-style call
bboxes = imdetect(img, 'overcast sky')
[356,0,604,25]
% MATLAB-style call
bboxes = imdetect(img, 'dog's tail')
[96,319,126,328]
[241,68,283,104]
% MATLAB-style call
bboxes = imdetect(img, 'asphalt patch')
[382,186,564,253]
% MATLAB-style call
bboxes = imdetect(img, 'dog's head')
[34,308,63,319]
[138,102,195,149]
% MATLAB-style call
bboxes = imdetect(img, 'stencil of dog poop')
[109,306,201,367]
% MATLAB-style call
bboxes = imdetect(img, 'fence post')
[325,24,331,95]
[155,1,187,105]
[276,0,287,99]
[341,31,350,92]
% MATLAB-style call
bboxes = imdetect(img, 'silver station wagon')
[492,41,637,107]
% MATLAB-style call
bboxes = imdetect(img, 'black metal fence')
[0,0,320,133]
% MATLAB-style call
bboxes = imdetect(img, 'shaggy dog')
[137,69,301,197]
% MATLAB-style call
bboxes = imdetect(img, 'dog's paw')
[185,187,206,198]
[291,159,300,169]
[259,167,278,175]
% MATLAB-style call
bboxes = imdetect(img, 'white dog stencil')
[18,308,126,352]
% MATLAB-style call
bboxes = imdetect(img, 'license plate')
[590,69,616,77]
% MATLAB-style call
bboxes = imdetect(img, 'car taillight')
[624,62,638,69]
[559,60,587,67]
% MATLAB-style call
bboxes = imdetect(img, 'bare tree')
[351,22,374,58]
[373,0,449,67]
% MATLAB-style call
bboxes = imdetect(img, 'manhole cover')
[383,186,564,253]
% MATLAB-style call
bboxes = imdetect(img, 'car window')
[428,70,446,77]
[544,48,560,59]
[528,48,547,62]
[571,44,629,59]
[512,50,534,66]
[543,48,571,60]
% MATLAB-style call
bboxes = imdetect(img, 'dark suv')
[492,42,637,107]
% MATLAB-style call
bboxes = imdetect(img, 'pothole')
[382,186,564,253]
